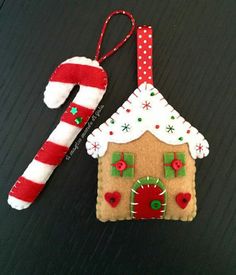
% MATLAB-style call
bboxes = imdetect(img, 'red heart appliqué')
[104,192,121,208]
[176,193,191,209]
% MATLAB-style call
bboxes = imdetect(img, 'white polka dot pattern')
[137,26,153,86]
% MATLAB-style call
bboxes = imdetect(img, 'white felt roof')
[86,83,209,159]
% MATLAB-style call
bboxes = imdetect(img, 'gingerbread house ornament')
[86,26,209,222]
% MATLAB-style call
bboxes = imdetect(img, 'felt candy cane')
[8,10,135,210]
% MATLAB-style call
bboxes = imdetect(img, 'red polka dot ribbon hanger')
[8,10,136,210]
[137,25,153,86]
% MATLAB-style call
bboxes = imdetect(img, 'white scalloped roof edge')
[86,83,209,159]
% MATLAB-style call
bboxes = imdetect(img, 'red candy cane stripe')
[61,102,94,128]
[137,26,153,86]
[50,63,107,89]
[8,57,107,210]
[35,141,69,166]
[44,57,107,109]
[9,177,45,203]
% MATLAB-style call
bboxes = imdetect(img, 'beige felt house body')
[86,83,209,222]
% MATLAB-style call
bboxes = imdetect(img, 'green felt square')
[164,152,174,164]
[176,152,185,164]
[123,167,134,177]
[177,167,186,177]
[111,152,135,178]
[124,153,134,165]
[111,166,121,177]
[123,153,134,178]
[164,152,186,179]
[112,152,121,163]
[164,166,175,179]
[111,152,121,177]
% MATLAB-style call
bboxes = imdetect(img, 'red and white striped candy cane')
[8,57,107,210]
[8,10,135,210]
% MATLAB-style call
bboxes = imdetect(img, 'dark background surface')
[0,0,235,274]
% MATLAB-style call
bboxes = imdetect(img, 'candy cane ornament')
[8,10,135,210]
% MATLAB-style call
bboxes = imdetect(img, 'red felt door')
[131,177,167,220]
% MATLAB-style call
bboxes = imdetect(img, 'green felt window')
[163,152,186,179]
[111,152,135,178]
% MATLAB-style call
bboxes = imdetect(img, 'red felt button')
[171,159,183,171]
[115,160,127,171]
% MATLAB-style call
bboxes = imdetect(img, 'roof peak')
[86,83,209,159]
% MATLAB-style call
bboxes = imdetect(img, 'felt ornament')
[8,10,136,210]
[86,25,210,222]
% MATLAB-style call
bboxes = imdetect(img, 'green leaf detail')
[75,117,83,124]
